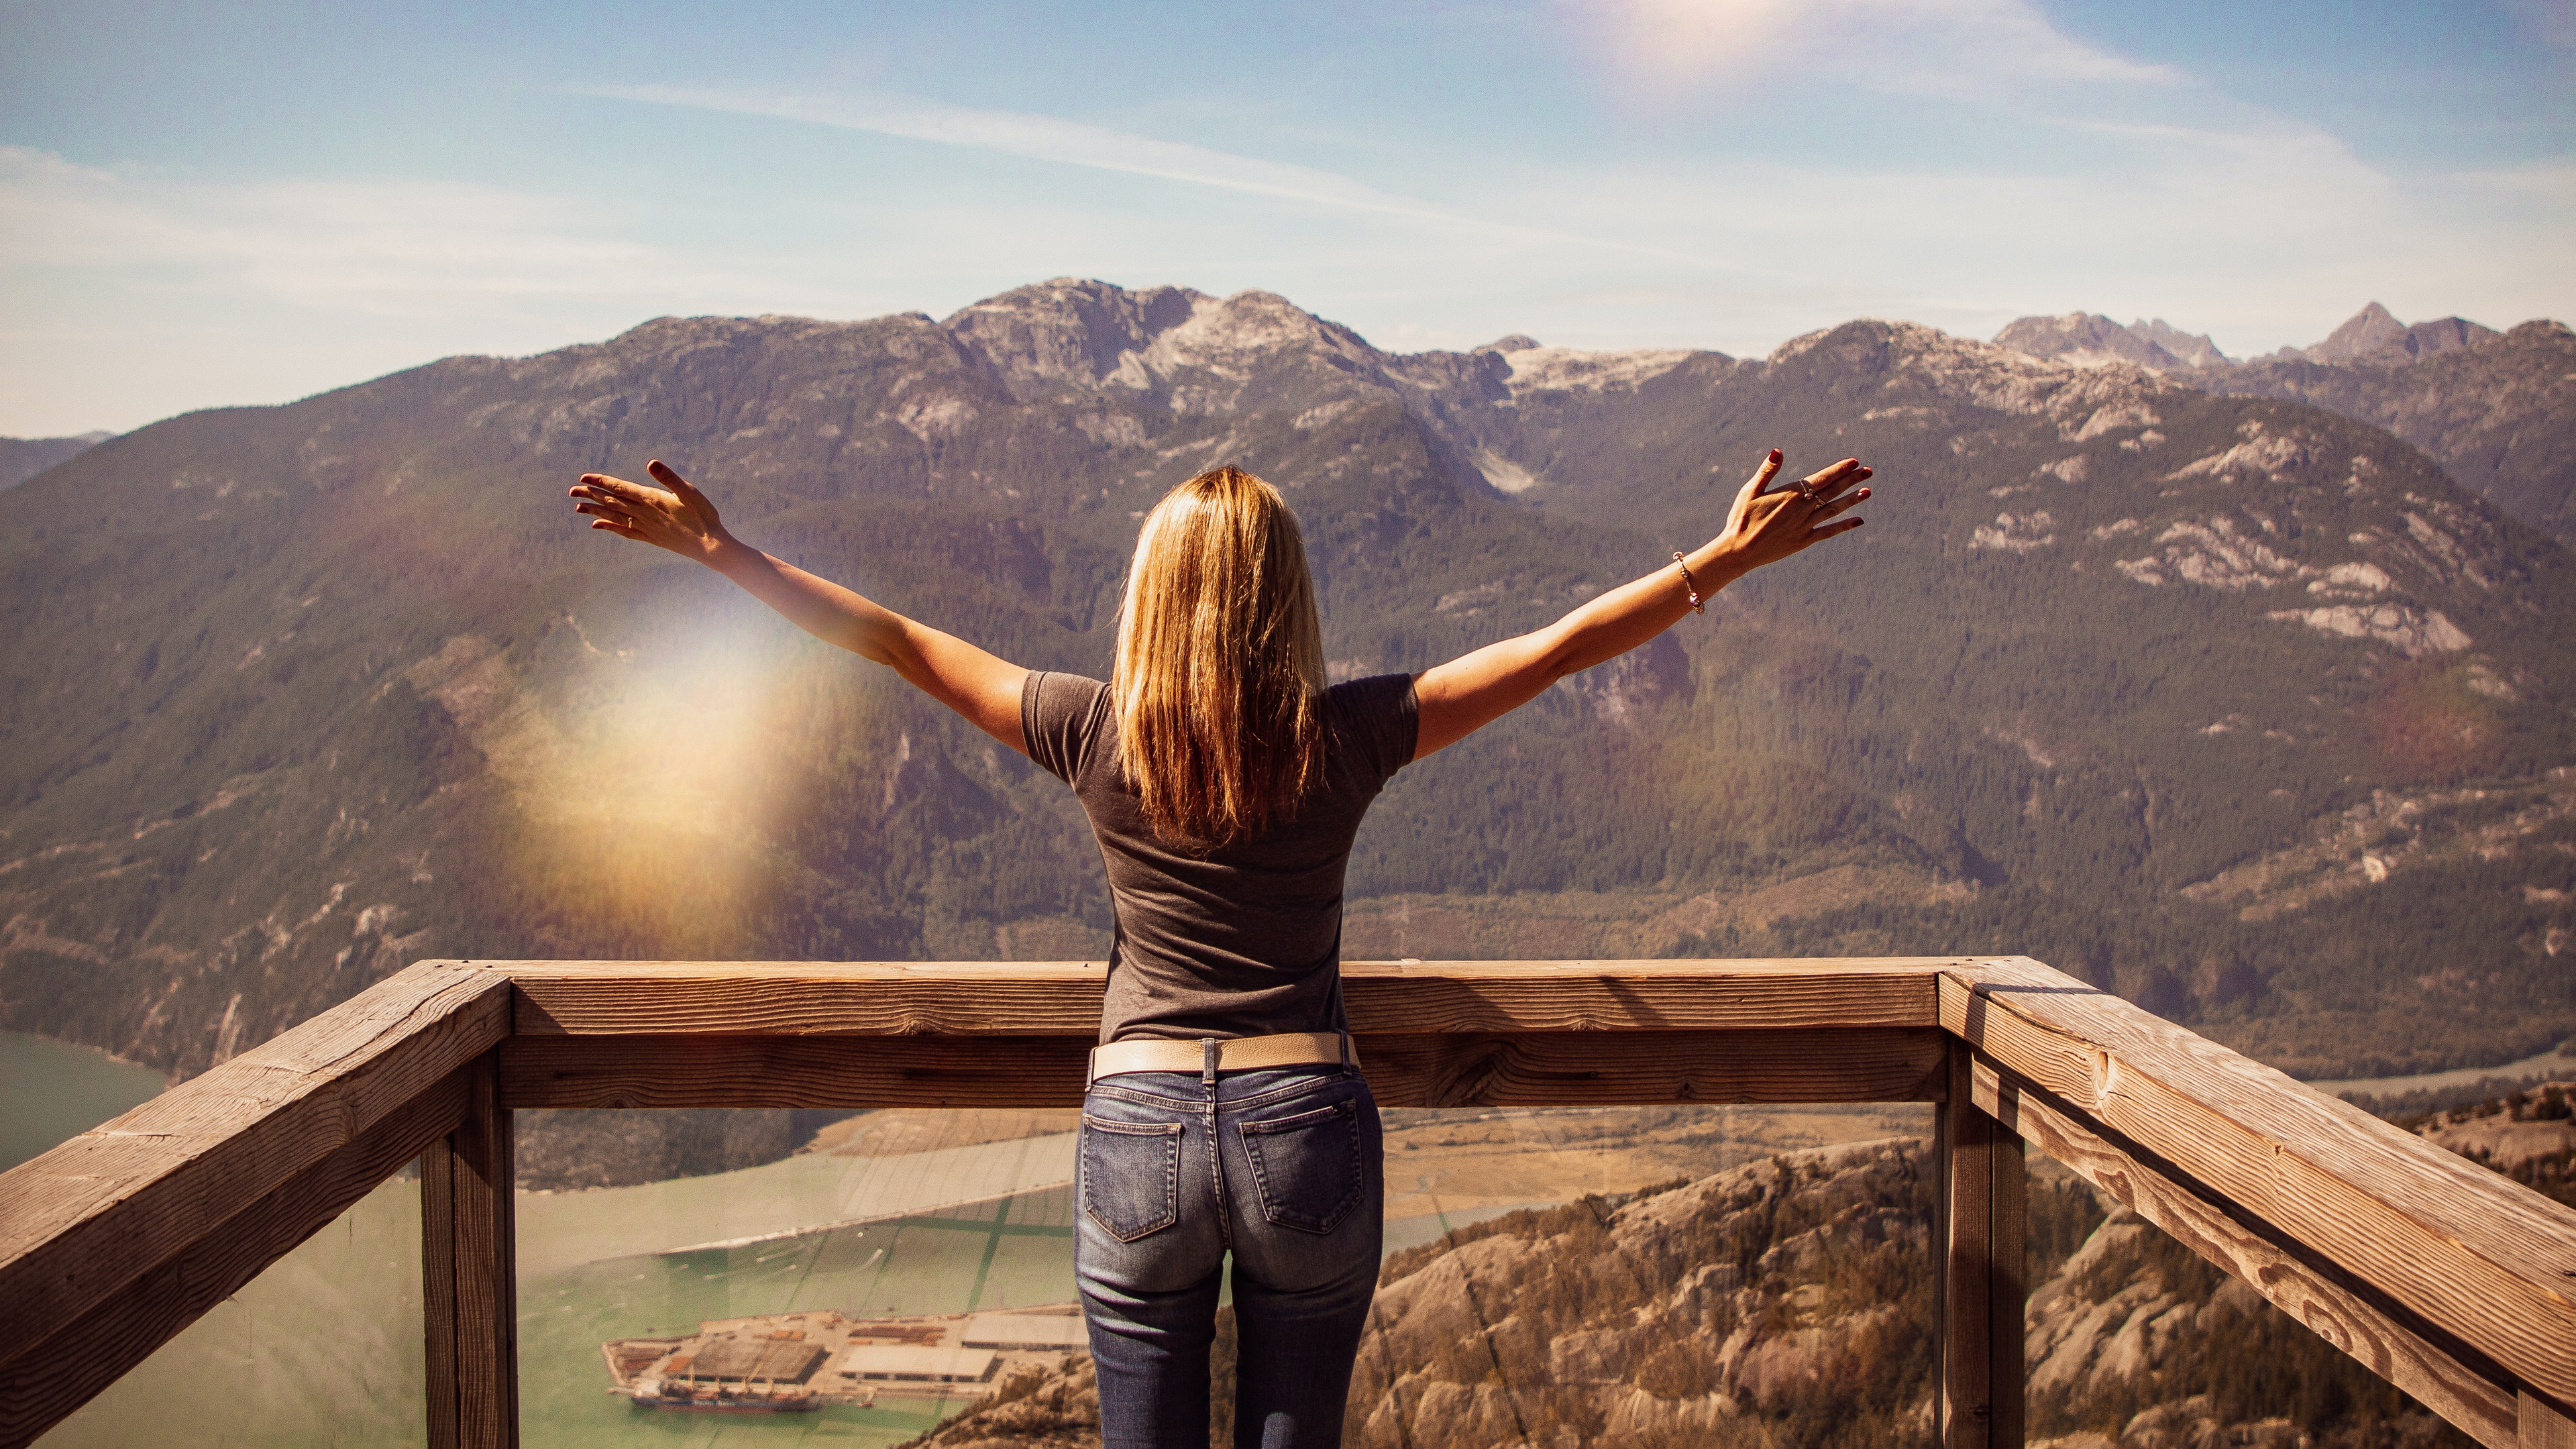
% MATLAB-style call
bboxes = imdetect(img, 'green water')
[1,1030,167,1171]
[520,1184,1079,1448]
[18,1073,1551,1449]
[40,1173,428,1448]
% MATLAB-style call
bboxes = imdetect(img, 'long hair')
[1113,465,1328,848]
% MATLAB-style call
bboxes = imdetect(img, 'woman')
[568,448,1870,1447]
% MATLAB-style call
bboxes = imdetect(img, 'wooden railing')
[1,957,2569,1448]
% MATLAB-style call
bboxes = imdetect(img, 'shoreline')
[0,1028,176,1086]
[2306,1039,2575,1102]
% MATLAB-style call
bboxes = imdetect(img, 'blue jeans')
[1076,1063,1383,1449]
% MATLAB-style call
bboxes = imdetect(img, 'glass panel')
[2023,1160,2481,1448]
[38,1171,426,1448]
[516,1102,1947,1446]
[1356,1102,1940,1449]
[517,1107,1081,1448]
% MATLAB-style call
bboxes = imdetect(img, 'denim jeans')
[1076,1061,1383,1449]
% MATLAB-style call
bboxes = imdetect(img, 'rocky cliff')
[900,1142,2473,1448]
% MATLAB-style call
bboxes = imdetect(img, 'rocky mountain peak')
[2300,302,2498,366]
[1798,317,2184,427]
[938,277,1208,396]
[2306,301,2412,364]
[938,278,1397,413]
[1992,312,2192,372]
[1492,343,1699,396]
[2127,317,2231,369]
[1990,313,2233,372]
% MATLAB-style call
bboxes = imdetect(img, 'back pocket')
[1080,1116,1183,1242]
[1238,1099,1363,1234]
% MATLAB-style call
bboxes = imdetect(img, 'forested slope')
[3,279,2570,1078]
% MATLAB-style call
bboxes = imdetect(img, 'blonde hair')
[1113,465,1328,848]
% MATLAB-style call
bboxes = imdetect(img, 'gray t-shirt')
[1020,670,1419,1044]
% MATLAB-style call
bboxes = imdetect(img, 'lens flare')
[413,605,885,957]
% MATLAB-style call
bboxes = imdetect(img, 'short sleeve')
[1325,674,1420,788]
[1022,672,1112,784]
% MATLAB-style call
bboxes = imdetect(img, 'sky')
[3,0,2571,436]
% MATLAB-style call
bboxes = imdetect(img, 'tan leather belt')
[1087,1031,1358,1086]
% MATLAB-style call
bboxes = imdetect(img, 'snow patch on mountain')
[1496,345,1694,394]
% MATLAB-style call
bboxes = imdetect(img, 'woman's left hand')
[1711,449,1872,576]
[568,460,737,564]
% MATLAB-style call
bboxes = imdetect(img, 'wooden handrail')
[0,955,2566,1449]
[1944,957,2576,1447]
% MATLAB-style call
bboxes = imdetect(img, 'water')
[0,1030,166,1171]
[12,1059,1920,1447]
[519,1185,1079,1449]
[2308,1038,2575,1102]
[41,1173,427,1448]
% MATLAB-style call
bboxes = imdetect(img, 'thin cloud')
[588,85,1811,282]
[1574,0,2178,93]
[593,85,1446,221]
[0,146,743,314]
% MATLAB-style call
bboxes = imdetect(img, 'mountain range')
[3,279,2572,1082]
[1992,304,2575,547]
[0,431,111,492]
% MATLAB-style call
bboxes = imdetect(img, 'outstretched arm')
[1411,449,1870,759]
[570,460,1029,752]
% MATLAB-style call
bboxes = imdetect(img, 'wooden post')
[2526,1389,2576,1449]
[423,1053,517,1449]
[1938,1042,2027,1448]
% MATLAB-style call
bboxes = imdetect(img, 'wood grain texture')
[498,1028,1951,1110]
[423,1057,517,1449]
[499,1034,1098,1109]
[1972,1052,2521,1449]
[1989,1087,2027,1448]
[2526,1391,2576,1449]
[1939,1048,1998,1449]
[498,959,1953,1037]
[1360,1028,1950,1108]
[1942,959,2576,1409]
[0,962,510,1349]
[0,1065,471,1449]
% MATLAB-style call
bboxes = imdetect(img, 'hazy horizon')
[4,0,2571,436]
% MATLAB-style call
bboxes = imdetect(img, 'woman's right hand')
[1709,449,1871,578]
[568,459,739,564]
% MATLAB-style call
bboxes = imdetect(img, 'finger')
[1749,447,1784,494]
[1815,486,1872,517]
[1802,462,1872,505]
[580,474,657,504]
[1804,458,1864,488]
[1796,517,1866,549]
[646,459,708,506]
[573,502,637,523]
